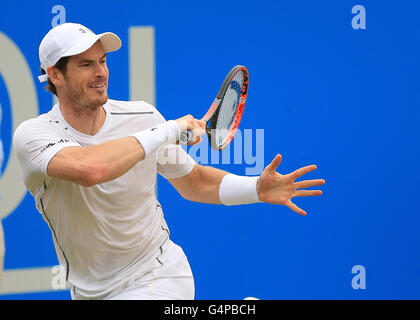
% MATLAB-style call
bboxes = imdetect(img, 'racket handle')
[179,129,193,144]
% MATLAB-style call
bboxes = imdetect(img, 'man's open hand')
[257,154,325,216]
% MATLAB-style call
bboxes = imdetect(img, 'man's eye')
[100,60,106,64]
[81,64,90,67]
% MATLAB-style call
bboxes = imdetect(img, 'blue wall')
[0,0,419,299]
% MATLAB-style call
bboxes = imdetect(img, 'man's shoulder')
[106,99,158,114]
[14,109,59,138]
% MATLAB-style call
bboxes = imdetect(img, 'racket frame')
[205,65,249,151]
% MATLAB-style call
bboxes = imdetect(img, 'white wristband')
[132,120,180,156]
[219,174,262,206]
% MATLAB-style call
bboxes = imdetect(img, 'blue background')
[0,0,419,299]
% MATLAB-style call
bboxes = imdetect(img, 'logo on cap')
[78,27,93,34]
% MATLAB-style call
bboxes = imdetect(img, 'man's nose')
[95,62,107,77]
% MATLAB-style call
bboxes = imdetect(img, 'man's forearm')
[169,164,229,204]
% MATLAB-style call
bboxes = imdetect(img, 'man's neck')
[58,100,107,136]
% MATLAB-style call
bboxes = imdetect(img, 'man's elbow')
[77,162,108,187]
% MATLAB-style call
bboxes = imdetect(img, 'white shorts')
[72,239,195,300]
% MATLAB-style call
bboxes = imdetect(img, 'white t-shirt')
[13,99,196,298]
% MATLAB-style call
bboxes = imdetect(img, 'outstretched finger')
[266,154,283,173]
[294,179,325,189]
[293,190,323,197]
[290,165,317,180]
[286,200,307,216]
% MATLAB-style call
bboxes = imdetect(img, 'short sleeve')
[13,118,81,190]
[157,144,197,179]
[151,107,197,179]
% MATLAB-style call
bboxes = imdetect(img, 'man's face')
[59,41,109,110]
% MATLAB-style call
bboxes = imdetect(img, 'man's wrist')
[219,174,262,206]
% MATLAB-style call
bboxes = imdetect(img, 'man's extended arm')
[168,154,325,216]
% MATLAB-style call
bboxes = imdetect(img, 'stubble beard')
[65,84,108,117]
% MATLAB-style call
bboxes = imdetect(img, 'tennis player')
[13,23,325,300]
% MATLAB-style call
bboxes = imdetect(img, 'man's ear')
[47,66,63,87]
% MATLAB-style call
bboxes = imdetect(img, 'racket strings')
[214,71,244,146]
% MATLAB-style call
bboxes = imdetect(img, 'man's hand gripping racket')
[178,65,249,150]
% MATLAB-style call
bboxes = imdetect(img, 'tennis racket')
[179,65,249,151]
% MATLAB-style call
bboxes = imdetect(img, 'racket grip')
[179,129,193,144]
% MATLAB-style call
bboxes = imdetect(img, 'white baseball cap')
[38,22,122,83]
